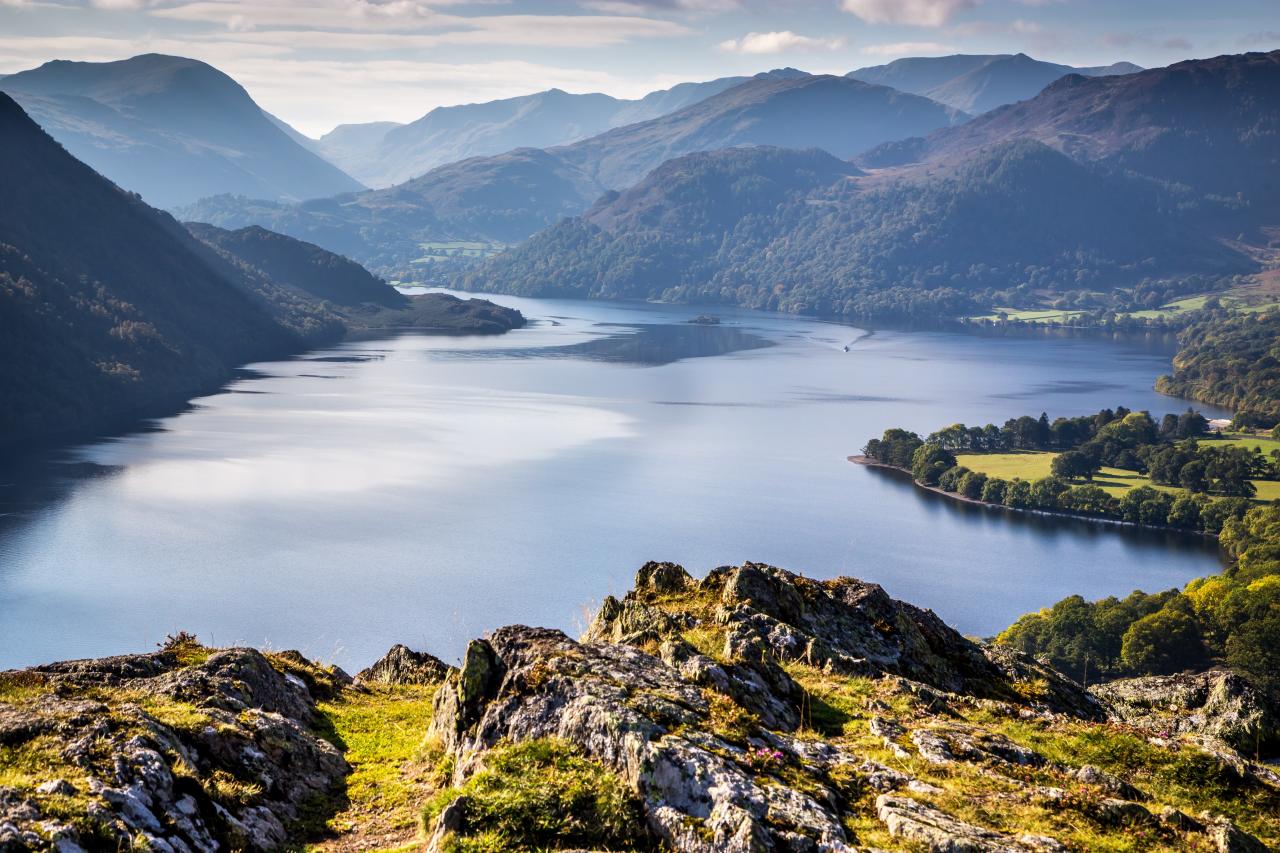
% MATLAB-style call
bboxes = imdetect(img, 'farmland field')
[955,437,1280,502]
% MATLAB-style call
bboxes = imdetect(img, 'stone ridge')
[423,561,1277,851]
[0,646,349,852]
[3,561,1278,852]
[587,560,1102,719]
[354,644,453,687]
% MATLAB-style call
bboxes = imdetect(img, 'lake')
[0,294,1229,670]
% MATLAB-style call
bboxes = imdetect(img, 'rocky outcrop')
[4,561,1279,852]
[0,647,348,851]
[1092,670,1280,755]
[428,625,860,852]
[355,644,452,686]
[587,561,1102,720]
[425,562,1279,852]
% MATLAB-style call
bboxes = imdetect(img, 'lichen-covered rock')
[355,644,452,686]
[429,625,856,852]
[587,562,1102,720]
[0,647,349,852]
[875,794,1041,851]
[1091,669,1280,754]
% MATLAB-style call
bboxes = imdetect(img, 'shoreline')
[847,455,1220,541]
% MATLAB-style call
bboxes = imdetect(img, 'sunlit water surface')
[0,293,1228,669]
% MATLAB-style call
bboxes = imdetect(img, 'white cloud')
[90,0,148,8]
[861,40,955,56]
[146,2,689,48]
[841,0,976,27]
[718,30,846,54]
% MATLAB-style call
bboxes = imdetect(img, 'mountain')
[0,54,364,209]
[849,53,1141,114]
[316,74,763,188]
[0,92,337,447]
[457,140,1249,319]
[455,51,1276,321]
[180,72,965,275]
[867,50,1280,224]
[553,72,965,191]
[315,121,404,179]
[186,224,408,309]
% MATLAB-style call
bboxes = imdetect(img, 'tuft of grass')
[204,769,265,807]
[0,671,49,704]
[702,690,758,744]
[159,631,213,667]
[422,739,652,852]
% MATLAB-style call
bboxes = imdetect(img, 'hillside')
[178,73,964,276]
[0,54,364,209]
[1156,311,1280,417]
[554,72,965,191]
[849,53,1141,114]
[459,51,1275,320]
[866,50,1280,227]
[1,561,1276,851]
[458,139,1251,319]
[0,93,328,447]
[186,223,408,309]
[315,73,758,188]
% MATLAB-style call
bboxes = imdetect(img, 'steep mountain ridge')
[848,52,1142,114]
[459,50,1271,320]
[0,92,323,446]
[180,72,964,274]
[0,54,364,209]
[865,49,1280,221]
[317,72,770,187]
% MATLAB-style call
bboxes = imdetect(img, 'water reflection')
[0,294,1233,670]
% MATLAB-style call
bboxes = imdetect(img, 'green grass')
[421,739,650,852]
[970,308,1088,323]
[314,684,441,838]
[955,450,1278,501]
[954,451,1055,481]
[969,286,1280,326]
[412,241,506,265]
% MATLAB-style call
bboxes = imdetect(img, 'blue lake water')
[0,293,1229,670]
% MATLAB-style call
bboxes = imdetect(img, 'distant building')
[1208,418,1232,433]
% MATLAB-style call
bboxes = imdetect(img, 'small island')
[687,314,721,325]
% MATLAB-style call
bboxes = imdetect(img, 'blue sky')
[2,0,1277,135]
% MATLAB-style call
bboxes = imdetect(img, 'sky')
[1,0,1278,136]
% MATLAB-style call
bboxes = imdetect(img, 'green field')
[954,445,1280,502]
[969,285,1280,326]
[412,240,506,264]
[969,308,1088,323]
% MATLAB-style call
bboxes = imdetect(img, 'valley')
[2,22,1280,850]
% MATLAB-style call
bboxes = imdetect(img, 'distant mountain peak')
[0,53,364,208]
[848,52,1144,115]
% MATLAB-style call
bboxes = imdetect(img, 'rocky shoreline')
[3,562,1277,852]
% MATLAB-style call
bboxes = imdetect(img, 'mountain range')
[319,73,760,188]
[864,50,1280,225]
[0,54,364,209]
[457,51,1279,320]
[848,53,1142,114]
[179,71,966,272]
